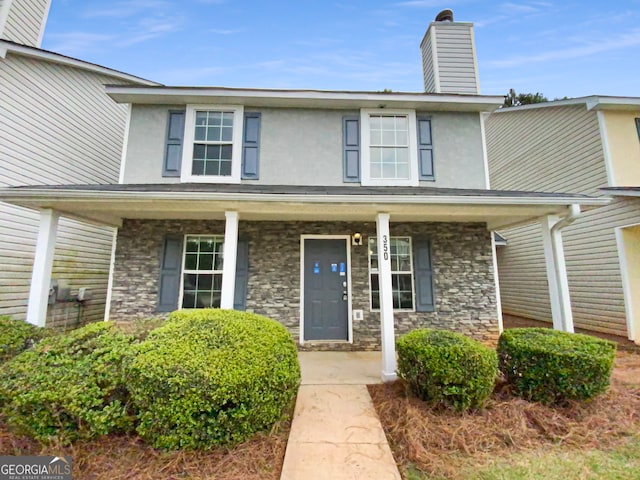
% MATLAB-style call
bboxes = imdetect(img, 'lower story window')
[369,236,414,310]
[182,235,224,308]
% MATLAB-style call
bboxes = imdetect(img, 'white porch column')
[376,213,397,381]
[26,209,59,327]
[541,215,574,332]
[220,211,239,309]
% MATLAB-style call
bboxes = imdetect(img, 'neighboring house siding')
[123,106,488,189]
[433,24,478,95]
[488,104,635,337]
[487,105,607,195]
[498,199,640,336]
[1,0,49,47]
[0,52,132,325]
[602,110,640,186]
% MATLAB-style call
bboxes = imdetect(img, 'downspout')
[550,204,581,332]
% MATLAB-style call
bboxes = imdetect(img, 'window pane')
[195,126,206,141]
[220,145,232,160]
[213,273,223,290]
[193,143,205,159]
[396,163,409,180]
[396,130,408,146]
[382,130,395,145]
[214,253,224,270]
[370,163,382,179]
[382,163,396,179]
[221,126,233,142]
[182,291,196,308]
[380,116,395,130]
[184,273,197,289]
[219,160,232,176]
[222,113,234,127]
[196,291,213,308]
[370,130,382,145]
[205,160,220,176]
[206,145,220,160]
[195,112,207,126]
[198,274,213,290]
[209,111,222,126]
[185,254,197,270]
[192,160,204,175]
[207,126,221,141]
[200,239,214,252]
[186,239,199,252]
[198,254,214,270]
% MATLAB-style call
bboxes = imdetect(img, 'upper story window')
[180,105,244,183]
[360,109,419,186]
[635,118,640,142]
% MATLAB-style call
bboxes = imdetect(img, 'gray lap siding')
[109,219,498,349]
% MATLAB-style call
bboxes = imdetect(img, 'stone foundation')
[110,219,499,349]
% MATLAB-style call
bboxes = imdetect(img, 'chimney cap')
[435,9,454,22]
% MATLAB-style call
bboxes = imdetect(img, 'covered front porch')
[0,184,609,381]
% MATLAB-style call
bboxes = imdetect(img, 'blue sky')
[42,1,640,99]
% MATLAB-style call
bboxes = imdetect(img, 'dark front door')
[304,239,349,341]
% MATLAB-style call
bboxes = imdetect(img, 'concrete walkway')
[280,352,402,480]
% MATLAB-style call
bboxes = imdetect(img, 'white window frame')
[368,236,416,312]
[180,104,244,183]
[360,108,419,187]
[179,234,225,310]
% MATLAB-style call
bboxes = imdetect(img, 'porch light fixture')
[352,232,363,246]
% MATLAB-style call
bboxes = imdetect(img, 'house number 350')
[382,235,389,261]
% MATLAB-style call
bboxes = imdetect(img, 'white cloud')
[209,28,243,35]
[488,29,640,68]
[46,32,115,55]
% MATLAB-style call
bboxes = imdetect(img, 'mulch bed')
[0,421,289,480]
[368,352,640,479]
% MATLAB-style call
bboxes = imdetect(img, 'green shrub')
[0,315,50,363]
[498,328,616,405]
[127,309,301,450]
[0,322,136,443]
[396,329,498,411]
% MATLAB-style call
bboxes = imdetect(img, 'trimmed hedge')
[498,328,616,404]
[0,322,136,443]
[127,309,301,449]
[0,315,49,363]
[396,329,498,411]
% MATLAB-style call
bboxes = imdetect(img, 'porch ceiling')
[0,184,609,231]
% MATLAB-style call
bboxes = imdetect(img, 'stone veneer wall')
[110,219,499,349]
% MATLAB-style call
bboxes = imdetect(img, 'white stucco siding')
[0,52,135,325]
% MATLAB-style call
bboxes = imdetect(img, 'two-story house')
[487,97,640,345]
[0,0,158,327]
[0,12,606,378]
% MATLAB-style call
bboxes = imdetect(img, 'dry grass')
[368,351,640,479]
[0,419,290,480]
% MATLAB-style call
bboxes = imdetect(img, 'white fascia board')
[105,85,504,111]
[0,188,612,207]
[492,95,640,115]
[0,40,159,85]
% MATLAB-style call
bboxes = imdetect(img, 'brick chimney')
[420,9,480,94]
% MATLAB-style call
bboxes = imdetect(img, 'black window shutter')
[157,235,183,312]
[635,117,640,141]
[233,238,249,310]
[413,237,435,312]
[417,117,435,181]
[163,110,185,177]
[242,113,261,179]
[343,115,360,182]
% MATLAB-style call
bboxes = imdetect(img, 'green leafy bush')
[0,315,50,363]
[396,329,498,411]
[127,309,301,449]
[498,328,616,404]
[0,322,136,443]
